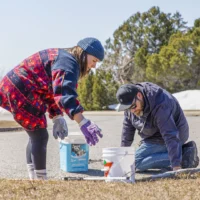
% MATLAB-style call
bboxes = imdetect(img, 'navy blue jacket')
[121,82,189,167]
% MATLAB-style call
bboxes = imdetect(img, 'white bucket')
[102,147,135,183]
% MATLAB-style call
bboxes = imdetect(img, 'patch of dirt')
[0,120,23,132]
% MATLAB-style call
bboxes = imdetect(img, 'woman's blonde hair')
[65,46,88,78]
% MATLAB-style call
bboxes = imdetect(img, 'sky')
[0,0,199,74]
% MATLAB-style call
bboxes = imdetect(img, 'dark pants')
[26,128,49,170]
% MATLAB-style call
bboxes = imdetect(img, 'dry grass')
[0,120,23,131]
[0,120,20,128]
[1,175,200,200]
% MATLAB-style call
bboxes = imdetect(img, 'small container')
[59,132,89,172]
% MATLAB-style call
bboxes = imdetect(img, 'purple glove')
[79,118,103,146]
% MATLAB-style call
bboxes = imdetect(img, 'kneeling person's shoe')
[182,141,199,168]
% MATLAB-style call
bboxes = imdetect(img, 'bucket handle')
[60,143,64,149]
[101,151,129,172]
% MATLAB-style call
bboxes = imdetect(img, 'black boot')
[182,141,199,168]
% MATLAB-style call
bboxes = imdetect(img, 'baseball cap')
[116,84,139,111]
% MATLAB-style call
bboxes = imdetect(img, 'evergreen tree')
[146,28,200,92]
[77,69,119,110]
[102,6,188,84]
[77,72,94,110]
[92,70,107,110]
[96,69,119,108]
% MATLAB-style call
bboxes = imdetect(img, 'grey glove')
[52,115,68,140]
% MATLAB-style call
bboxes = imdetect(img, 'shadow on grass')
[67,169,104,177]
[136,168,170,175]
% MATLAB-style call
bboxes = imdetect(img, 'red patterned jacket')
[0,48,83,130]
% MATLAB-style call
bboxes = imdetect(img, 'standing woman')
[0,37,104,180]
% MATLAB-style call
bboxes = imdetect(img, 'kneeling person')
[116,82,199,171]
